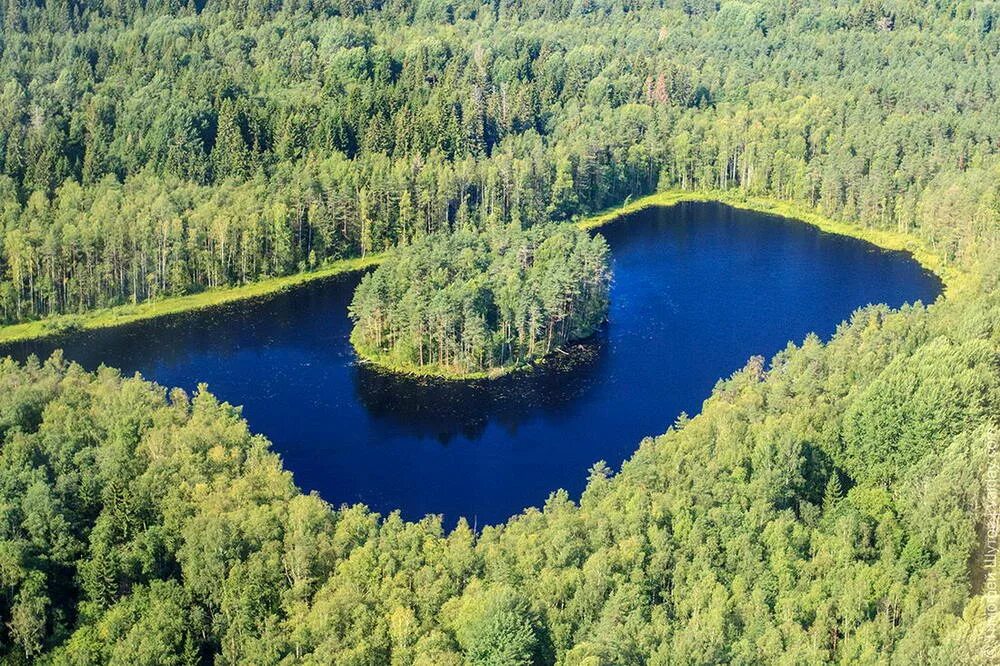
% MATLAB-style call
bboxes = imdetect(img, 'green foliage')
[0,0,996,325]
[0,0,996,663]
[444,582,541,665]
[0,283,993,662]
[840,336,998,484]
[349,224,610,376]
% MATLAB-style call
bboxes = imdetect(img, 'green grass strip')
[580,189,968,297]
[0,189,964,345]
[0,254,384,345]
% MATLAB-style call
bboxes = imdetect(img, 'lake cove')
[0,202,941,526]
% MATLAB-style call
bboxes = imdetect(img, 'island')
[348,224,611,378]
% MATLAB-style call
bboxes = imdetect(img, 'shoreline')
[580,189,965,296]
[350,330,530,381]
[350,326,605,382]
[0,190,960,345]
[0,254,384,345]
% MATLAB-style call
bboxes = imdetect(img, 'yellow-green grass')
[350,330,531,381]
[0,188,963,347]
[0,254,384,345]
[351,329,598,381]
[579,189,968,297]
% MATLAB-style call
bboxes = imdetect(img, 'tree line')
[349,224,610,375]
[0,271,995,663]
[0,0,996,322]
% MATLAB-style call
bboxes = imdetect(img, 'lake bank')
[350,329,528,381]
[0,201,943,524]
[0,254,384,344]
[581,190,965,296]
[0,190,960,344]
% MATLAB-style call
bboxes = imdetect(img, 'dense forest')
[0,0,997,323]
[0,0,998,663]
[0,279,995,663]
[349,225,610,375]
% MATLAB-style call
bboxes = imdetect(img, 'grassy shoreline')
[350,330,531,381]
[580,189,966,295]
[0,189,960,346]
[351,330,604,381]
[0,254,384,345]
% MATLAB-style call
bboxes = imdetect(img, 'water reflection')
[1,275,362,376]
[352,332,609,442]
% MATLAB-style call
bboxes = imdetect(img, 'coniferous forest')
[349,225,610,376]
[0,0,996,322]
[0,0,998,664]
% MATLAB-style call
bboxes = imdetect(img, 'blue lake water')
[1,202,942,526]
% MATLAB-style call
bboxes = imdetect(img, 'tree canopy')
[0,0,997,663]
[0,0,996,323]
[0,282,995,663]
[349,224,610,377]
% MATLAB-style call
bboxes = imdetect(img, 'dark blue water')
[1,203,941,525]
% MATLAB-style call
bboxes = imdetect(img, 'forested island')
[349,225,610,377]
[0,0,997,663]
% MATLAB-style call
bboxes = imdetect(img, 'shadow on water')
[352,330,610,443]
[0,272,365,375]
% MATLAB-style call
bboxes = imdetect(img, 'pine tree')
[212,99,251,182]
[823,471,842,512]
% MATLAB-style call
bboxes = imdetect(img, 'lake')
[1,202,942,526]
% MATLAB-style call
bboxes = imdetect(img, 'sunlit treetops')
[0,1,995,324]
[349,224,611,377]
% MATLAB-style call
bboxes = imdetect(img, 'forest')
[349,225,610,376]
[0,272,996,664]
[0,0,997,663]
[0,0,996,323]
